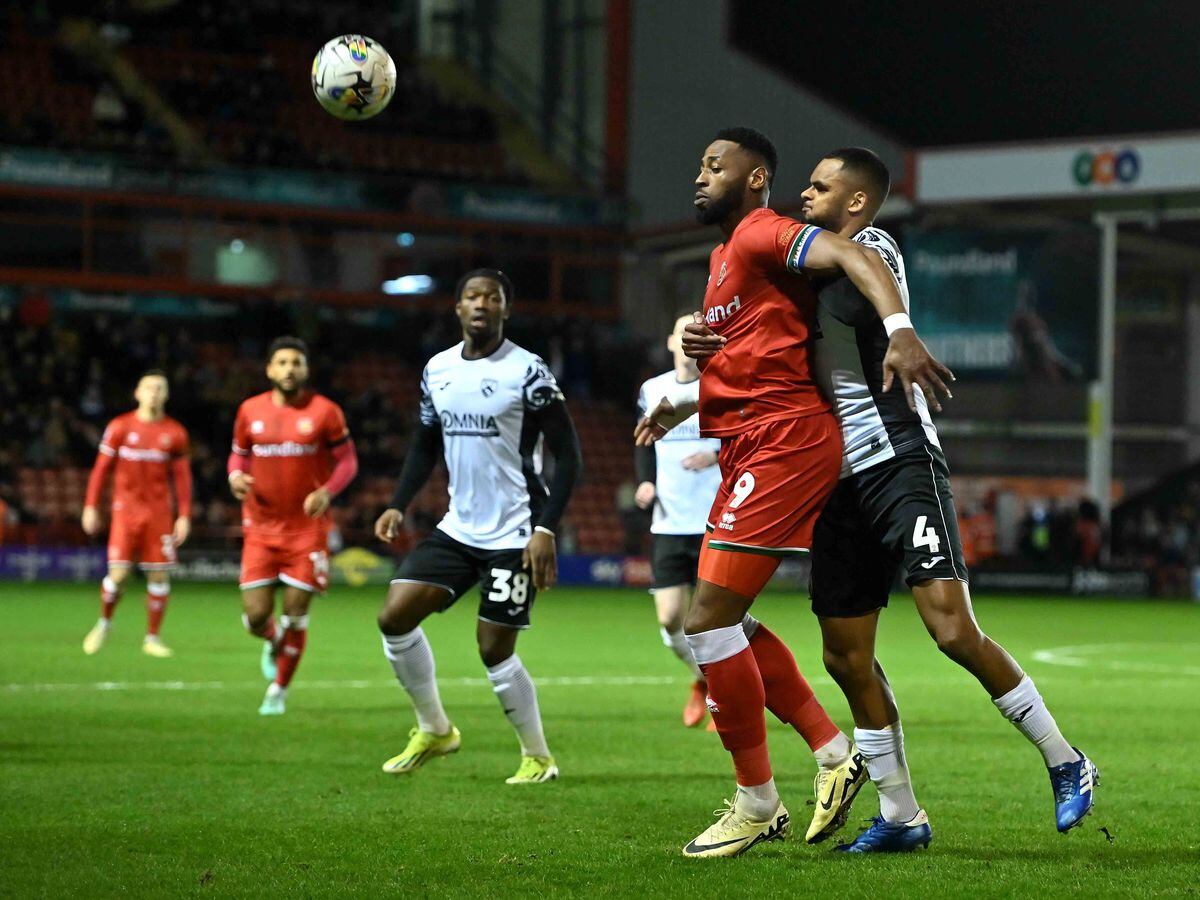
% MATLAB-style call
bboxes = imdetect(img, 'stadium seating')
[0,310,635,555]
[0,8,517,184]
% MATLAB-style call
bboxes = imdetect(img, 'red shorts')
[240,529,330,594]
[700,412,841,592]
[109,511,176,570]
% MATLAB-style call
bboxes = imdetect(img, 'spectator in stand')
[1073,500,1103,568]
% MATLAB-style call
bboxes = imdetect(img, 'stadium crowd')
[3,3,516,182]
[0,291,644,552]
[2,290,1197,589]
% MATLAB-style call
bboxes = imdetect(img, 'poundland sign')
[916,133,1200,203]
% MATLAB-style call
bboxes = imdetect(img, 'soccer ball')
[311,35,397,121]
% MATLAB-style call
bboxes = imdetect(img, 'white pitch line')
[1033,643,1200,677]
[0,674,686,694]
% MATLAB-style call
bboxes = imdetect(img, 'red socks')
[243,614,278,643]
[694,636,772,786]
[274,616,309,688]
[146,583,170,637]
[749,623,841,751]
[100,577,120,621]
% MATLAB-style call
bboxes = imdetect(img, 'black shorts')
[811,444,967,618]
[651,533,704,590]
[392,529,536,629]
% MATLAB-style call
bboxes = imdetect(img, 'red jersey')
[86,412,190,518]
[231,391,350,537]
[699,208,828,437]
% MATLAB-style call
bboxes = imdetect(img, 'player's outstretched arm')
[227,451,254,500]
[305,438,358,518]
[376,424,442,543]
[523,401,582,591]
[82,448,115,535]
[634,396,699,446]
[171,455,193,546]
[633,396,657,508]
[802,231,955,412]
[634,442,656,509]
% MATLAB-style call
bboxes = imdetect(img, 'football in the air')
[311,35,397,120]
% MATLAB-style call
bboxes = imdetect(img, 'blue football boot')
[1049,748,1099,832]
[834,810,932,853]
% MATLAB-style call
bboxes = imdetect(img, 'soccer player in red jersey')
[637,127,952,857]
[227,337,358,716]
[81,370,192,658]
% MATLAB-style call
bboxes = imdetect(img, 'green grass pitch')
[1,582,1197,897]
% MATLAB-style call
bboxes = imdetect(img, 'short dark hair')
[455,268,515,306]
[267,336,309,361]
[714,126,778,186]
[824,147,891,206]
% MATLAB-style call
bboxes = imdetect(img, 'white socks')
[486,654,550,758]
[660,626,703,679]
[813,731,853,769]
[735,778,780,820]
[382,629,452,736]
[855,724,921,823]
[992,675,1077,768]
[685,624,748,666]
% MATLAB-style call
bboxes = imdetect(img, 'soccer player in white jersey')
[635,314,721,727]
[792,148,1097,849]
[373,269,582,784]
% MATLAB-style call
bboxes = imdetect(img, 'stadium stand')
[0,293,639,554]
[1112,465,1200,596]
[1,5,517,183]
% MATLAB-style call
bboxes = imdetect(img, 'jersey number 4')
[912,516,941,554]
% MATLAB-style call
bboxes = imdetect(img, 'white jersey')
[637,371,721,535]
[421,339,563,550]
[814,226,940,478]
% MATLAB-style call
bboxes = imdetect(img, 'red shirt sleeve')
[323,401,350,446]
[232,402,251,457]
[737,214,823,274]
[172,457,193,518]
[98,417,124,457]
[172,424,192,517]
[84,451,115,508]
[85,418,124,507]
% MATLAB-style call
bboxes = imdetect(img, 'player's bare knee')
[933,621,984,663]
[108,566,132,587]
[378,584,435,635]
[684,585,744,634]
[282,591,312,618]
[823,644,873,687]
[377,602,416,636]
[243,608,271,633]
[477,627,517,668]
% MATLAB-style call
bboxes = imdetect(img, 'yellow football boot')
[806,748,869,843]
[682,798,789,858]
[382,726,462,774]
[142,636,174,658]
[82,621,110,655]
[505,755,559,784]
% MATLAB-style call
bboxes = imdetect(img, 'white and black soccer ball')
[311,35,396,121]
